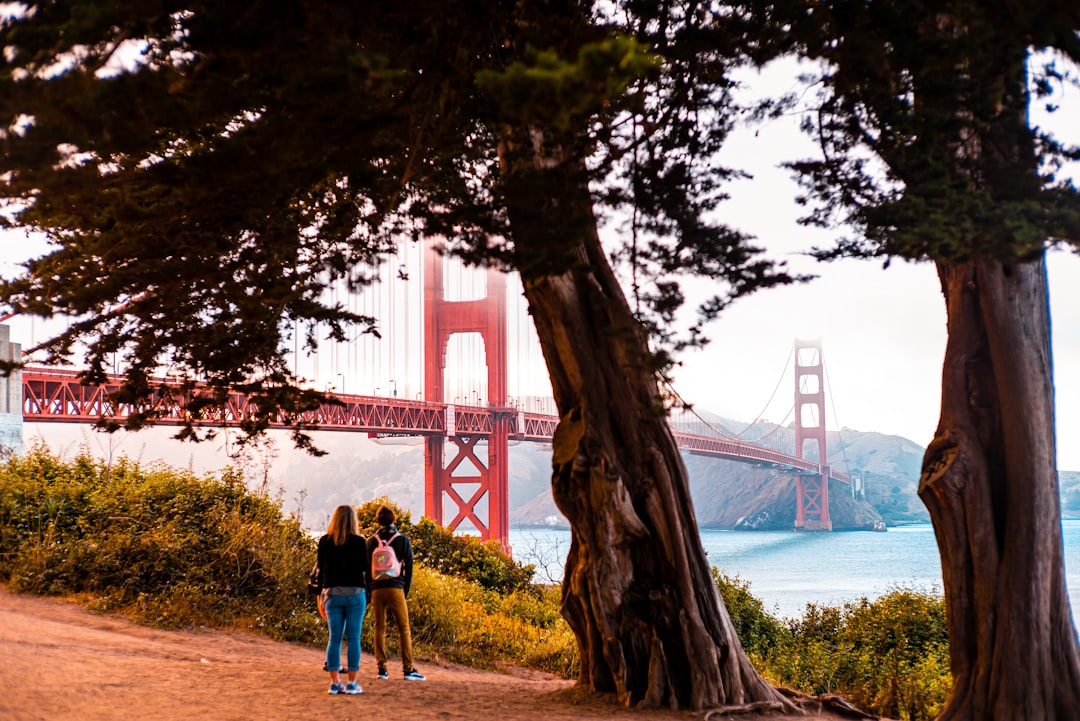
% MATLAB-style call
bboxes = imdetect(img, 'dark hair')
[376,505,396,527]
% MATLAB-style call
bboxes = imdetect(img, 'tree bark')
[920,256,1080,721]
[500,131,792,711]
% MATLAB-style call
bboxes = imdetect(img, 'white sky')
[2,56,1079,470]
[672,58,1080,470]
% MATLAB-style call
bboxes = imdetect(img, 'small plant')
[713,565,951,721]
[0,445,320,641]
[0,450,573,676]
[406,566,577,677]
[712,568,785,662]
[356,497,535,594]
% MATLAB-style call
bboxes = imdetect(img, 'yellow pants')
[371,587,415,673]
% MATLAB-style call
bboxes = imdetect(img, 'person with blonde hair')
[316,504,370,695]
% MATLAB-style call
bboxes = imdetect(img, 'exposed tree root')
[701,700,789,719]
[809,694,879,718]
[706,687,878,720]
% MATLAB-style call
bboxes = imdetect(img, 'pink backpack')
[371,532,403,580]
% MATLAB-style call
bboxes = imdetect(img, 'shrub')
[355,497,535,594]
[355,497,413,535]
[711,567,949,720]
[405,566,577,677]
[411,517,535,594]
[0,450,570,676]
[822,589,949,721]
[0,446,320,641]
[712,568,785,662]
[759,588,950,721]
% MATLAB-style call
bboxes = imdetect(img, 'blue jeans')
[325,593,367,672]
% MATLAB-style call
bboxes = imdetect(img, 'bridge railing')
[21,367,847,483]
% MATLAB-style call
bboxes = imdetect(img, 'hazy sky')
[2,57,1078,471]
[673,59,1080,471]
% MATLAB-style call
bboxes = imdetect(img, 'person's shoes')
[376,669,389,680]
[344,681,363,695]
[328,682,345,695]
[403,670,426,681]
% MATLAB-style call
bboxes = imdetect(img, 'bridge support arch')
[422,245,510,546]
[793,339,832,531]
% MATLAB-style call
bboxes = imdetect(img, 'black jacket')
[366,524,414,596]
[317,533,369,589]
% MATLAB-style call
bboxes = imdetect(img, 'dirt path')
[0,586,870,721]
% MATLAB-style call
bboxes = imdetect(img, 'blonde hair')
[326,505,359,546]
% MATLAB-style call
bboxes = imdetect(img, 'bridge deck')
[20,368,848,484]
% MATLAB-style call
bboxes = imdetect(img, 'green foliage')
[712,568,785,662]
[713,569,950,721]
[728,1,1080,263]
[477,37,658,132]
[410,518,535,595]
[405,568,577,677]
[354,497,534,594]
[0,445,321,641]
[0,449,569,676]
[763,589,951,721]
[354,497,414,536]
[815,590,949,721]
[0,1,800,439]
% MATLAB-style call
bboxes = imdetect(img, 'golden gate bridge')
[2,242,850,544]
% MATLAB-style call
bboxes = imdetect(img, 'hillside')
[509,421,929,531]
[223,418,1079,533]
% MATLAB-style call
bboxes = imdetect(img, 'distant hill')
[246,417,1077,533]
[27,410,1075,533]
[278,437,554,531]
[509,448,896,531]
[508,417,929,531]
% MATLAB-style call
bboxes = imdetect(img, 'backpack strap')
[376,531,401,547]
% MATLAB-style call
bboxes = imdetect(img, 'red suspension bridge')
[2,244,850,544]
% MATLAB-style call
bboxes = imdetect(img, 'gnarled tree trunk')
[500,131,791,711]
[921,256,1080,720]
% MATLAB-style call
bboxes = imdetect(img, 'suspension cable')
[662,341,795,443]
[822,353,853,478]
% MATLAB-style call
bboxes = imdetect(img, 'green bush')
[356,497,535,594]
[713,568,785,662]
[355,496,413,536]
[0,450,570,676]
[406,566,577,677]
[811,589,949,721]
[0,445,321,641]
[712,566,951,721]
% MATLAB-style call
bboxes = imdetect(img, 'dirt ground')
[0,586,877,721]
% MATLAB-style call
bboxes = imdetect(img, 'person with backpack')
[367,505,426,681]
[316,504,370,695]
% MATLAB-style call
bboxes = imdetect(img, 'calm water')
[510,520,1080,621]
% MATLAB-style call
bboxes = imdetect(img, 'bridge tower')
[422,245,510,545]
[793,339,832,531]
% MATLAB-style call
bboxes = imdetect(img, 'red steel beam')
[21,366,849,485]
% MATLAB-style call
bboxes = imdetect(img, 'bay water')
[510,520,1080,622]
